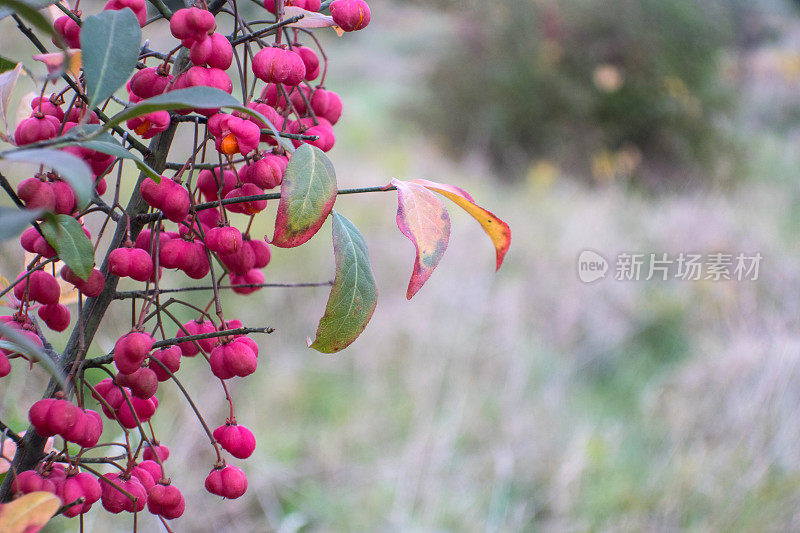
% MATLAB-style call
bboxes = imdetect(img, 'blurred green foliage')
[418,0,743,187]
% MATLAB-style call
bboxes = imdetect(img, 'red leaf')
[391,178,450,299]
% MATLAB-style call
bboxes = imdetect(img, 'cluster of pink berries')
[13,465,101,517]
[3,0,372,522]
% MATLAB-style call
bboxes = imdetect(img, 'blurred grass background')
[5,0,800,530]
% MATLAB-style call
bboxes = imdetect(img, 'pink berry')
[148,346,181,381]
[51,181,77,214]
[116,367,158,399]
[38,303,70,332]
[31,96,65,121]
[219,242,255,275]
[329,0,370,32]
[109,247,154,282]
[116,396,157,428]
[61,266,105,297]
[103,0,147,26]
[28,398,57,437]
[170,7,216,43]
[76,409,103,448]
[53,14,82,49]
[294,45,320,80]
[264,0,321,14]
[127,110,171,139]
[175,319,216,356]
[197,168,237,200]
[224,183,267,215]
[129,67,173,99]
[47,399,82,437]
[12,470,56,495]
[101,473,148,513]
[249,239,272,268]
[213,421,256,459]
[231,268,265,295]
[130,464,156,491]
[241,156,282,190]
[17,178,56,211]
[252,46,306,86]
[143,443,170,462]
[14,270,60,305]
[160,180,191,223]
[148,482,185,519]
[113,331,153,375]
[316,89,342,124]
[14,115,60,146]
[205,465,247,499]
[189,32,233,70]
[205,226,243,255]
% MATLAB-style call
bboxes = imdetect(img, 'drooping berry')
[143,443,170,462]
[129,67,173,99]
[14,270,60,305]
[241,156,282,190]
[219,242,255,275]
[224,183,267,215]
[51,180,77,214]
[205,465,247,499]
[113,331,154,375]
[53,14,81,48]
[148,346,181,381]
[147,482,185,519]
[175,319,216,356]
[170,7,216,44]
[102,0,147,26]
[109,247,154,282]
[12,470,57,495]
[213,421,256,459]
[330,0,371,32]
[101,473,148,513]
[17,178,56,211]
[61,266,105,297]
[252,46,306,86]
[294,45,320,80]
[14,115,60,146]
[205,225,243,255]
[116,367,159,399]
[127,111,171,139]
[38,303,70,332]
[189,32,233,70]
[249,239,272,268]
[197,168,237,200]
[230,268,265,295]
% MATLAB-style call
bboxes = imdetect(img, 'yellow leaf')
[0,492,60,533]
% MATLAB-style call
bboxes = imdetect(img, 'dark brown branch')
[113,281,333,299]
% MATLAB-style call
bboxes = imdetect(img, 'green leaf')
[0,207,43,241]
[56,126,161,181]
[0,322,66,389]
[271,144,337,248]
[81,9,141,107]
[0,56,16,74]
[39,214,94,280]
[309,211,378,353]
[106,87,294,151]
[1,148,93,207]
[0,0,57,35]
